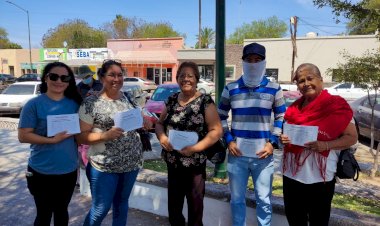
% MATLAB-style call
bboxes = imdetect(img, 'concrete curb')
[137,169,380,226]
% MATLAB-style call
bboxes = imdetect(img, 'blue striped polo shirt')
[218,76,286,157]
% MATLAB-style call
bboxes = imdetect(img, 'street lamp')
[6,1,33,73]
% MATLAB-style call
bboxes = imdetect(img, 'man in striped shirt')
[218,43,286,226]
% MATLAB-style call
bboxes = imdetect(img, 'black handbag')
[204,137,227,164]
[199,95,227,164]
[336,149,360,181]
[124,93,152,152]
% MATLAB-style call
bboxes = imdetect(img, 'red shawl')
[283,90,353,180]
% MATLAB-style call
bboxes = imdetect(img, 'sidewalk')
[0,129,169,226]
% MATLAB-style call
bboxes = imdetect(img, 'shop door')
[154,68,167,84]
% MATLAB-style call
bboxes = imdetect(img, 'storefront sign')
[40,48,67,61]
[68,48,108,60]
[72,49,91,59]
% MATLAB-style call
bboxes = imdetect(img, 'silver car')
[121,84,148,108]
[124,77,157,93]
[350,94,380,141]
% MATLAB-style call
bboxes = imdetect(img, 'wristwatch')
[268,140,279,149]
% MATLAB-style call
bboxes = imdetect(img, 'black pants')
[283,175,336,226]
[26,166,77,226]
[167,164,206,226]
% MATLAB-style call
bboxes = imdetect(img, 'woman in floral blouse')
[76,60,151,226]
[155,61,223,226]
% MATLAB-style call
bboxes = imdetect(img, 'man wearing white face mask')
[77,65,103,99]
[218,43,286,226]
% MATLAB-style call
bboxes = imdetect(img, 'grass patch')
[143,159,167,173]
[143,159,214,175]
[332,193,380,216]
[143,159,380,216]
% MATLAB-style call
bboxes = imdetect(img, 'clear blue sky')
[0,0,350,49]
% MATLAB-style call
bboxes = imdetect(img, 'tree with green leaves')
[195,27,215,49]
[135,22,183,39]
[0,27,22,49]
[313,0,380,35]
[102,15,142,39]
[42,19,107,48]
[329,50,380,178]
[227,16,287,44]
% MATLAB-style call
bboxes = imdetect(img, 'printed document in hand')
[168,130,198,151]
[283,123,319,146]
[47,113,80,137]
[114,108,143,132]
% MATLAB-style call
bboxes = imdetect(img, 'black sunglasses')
[47,73,71,83]
[102,59,122,64]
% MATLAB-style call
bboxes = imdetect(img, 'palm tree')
[195,27,215,49]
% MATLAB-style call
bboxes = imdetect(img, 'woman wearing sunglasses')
[76,60,152,226]
[18,62,83,226]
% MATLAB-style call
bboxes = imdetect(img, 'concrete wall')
[225,44,243,82]
[245,35,379,82]
[0,49,40,76]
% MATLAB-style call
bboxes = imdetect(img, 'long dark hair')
[40,62,82,105]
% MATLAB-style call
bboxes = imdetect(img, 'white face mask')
[242,60,266,87]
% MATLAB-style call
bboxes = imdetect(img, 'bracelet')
[99,133,103,141]
[325,141,329,150]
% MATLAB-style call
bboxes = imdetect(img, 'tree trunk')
[370,142,379,178]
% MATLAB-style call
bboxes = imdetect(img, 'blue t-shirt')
[19,94,79,175]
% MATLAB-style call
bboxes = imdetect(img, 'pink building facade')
[107,37,184,84]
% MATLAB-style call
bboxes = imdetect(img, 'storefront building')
[107,37,183,84]
[0,49,40,76]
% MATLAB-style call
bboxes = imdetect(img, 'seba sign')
[71,49,91,59]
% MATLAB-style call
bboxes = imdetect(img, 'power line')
[297,17,345,35]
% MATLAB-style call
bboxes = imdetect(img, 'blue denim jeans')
[83,164,139,226]
[227,155,274,226]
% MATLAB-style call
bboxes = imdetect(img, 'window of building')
[266,68,278,81]
[225,65,235,80]
[198,65,214,81]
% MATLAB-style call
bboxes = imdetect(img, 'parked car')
[283,90,302,108]
[0,81,41,115]
[280,83,298,91]
[0,74,16,85]
[144,84,180,118]
[197,79,215,94]
[350,94,380,141]
[16,73,41,82]
[121,84,148,108]
[124,77,157,93]
[325,82,377,101]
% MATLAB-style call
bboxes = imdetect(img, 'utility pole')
[6,1,33,73]
[198,0,202,49]
[213,0,227,182]
[290,16,298,80]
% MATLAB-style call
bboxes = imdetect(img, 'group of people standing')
[18,42,357,226]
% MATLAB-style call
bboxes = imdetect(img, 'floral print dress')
[162,93,214,168]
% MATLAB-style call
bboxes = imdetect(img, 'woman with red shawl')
[280,63,358,226]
